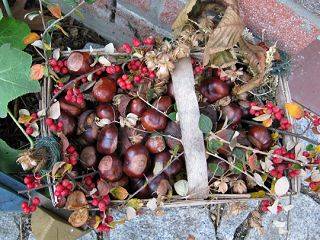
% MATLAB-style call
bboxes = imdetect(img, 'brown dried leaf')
[172,0,197,34]
[87,215,102,229]
[203,7,244,65]
[66,191,88,210]
[48,4,62,19]
[117,94,131,117]
[252,113,271,122]
[68,208,89,227]
[110,186,129,200]
[51,161,72,179]
[23,32,40,45]
[30,64,44,80]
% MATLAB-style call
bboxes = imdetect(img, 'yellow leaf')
[30,64,44,80]
[127,198,143,211]
[262,118,273,127]
[43,42,52,50]
[284,102,304,119]
[55,24,69,37]
[271,132,280,141]
[110,186,129,200]
[250,190,266,198]
[48,4,62,19]
[18,114,33,124]
[23,32,40,45]
[315,145,320,154]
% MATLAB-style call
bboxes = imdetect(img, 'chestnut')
[98,155,123,182]
[154,151,182,177]
[80,146,97,168]
[145,134,166,153]
[108,175,129,188]
[222,103,243,126]
[58,111,76,135]
[96,104,116,121]
[153,96,172,112]
[141,109,167,131]
[97,179,110,196]
[130,98,147,117]
[130,178,151,198]
[247,125,272,151]
[60,99,86,116]
[148,174,170,197]
[77,110,99,143]
[123,144,150,178]
[97,124,118,154]
[200,78,230,103]
[164,121,183,151]
[67,52,93,75]
[93,78,116,103]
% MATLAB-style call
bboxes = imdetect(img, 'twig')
[7,109,34,149]
[61,48,129,57]
[137,93,170,118]
[242,119,319,145]
[1,0,12,17]
[18,182,56,194]
[73,171,98,180]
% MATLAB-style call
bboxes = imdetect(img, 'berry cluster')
[65,88,84,105]
[53,82,65,95]
[260,199,282,213]
[83,176,95,190]
[21,197,40,214]
[309,181,320,191]
[91,194,111,212]
[94,66,106,77]
[54,179,74,197]
[119,36,155,54]
[117,74,133,90]
[97,215,113,232]
[45,117,64,132]
[49,58,69,75]
[24,174,41,190]
[269,147,300,179]
[106,64,122,75]
[65,145,79,166]
[24,113,38,135]
[249,102,291,130]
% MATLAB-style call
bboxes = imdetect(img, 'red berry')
[32,197,40,206]
[274,112,282,120]
[31,113,38,120]
[106,215,113,223]
[49,124,57,132]
[67,146,76,154]
[272,157,282,164]
[92,198,99,206]
[45,118,54,126]
[24,176,32,184]
[21,201,29,209]
[132,38,141,47]
[98,201,106,212]
[25,127,34,135]
[61,189,69,197]
[49,58,58,66]
[55,184,64,192]
[29,204,37,212]
[57,61,64,67]
[272,106,280,113]
[64,95,72,102]
[102,195,110,205]
[53,66,61,73]
[61,67,68,74]
[62,179,70,187]
[269,169,278,177]
[23,206,31,214]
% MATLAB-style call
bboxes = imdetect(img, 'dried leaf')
[23,32,40,45]
[210,50,237,69]
[247,153,261,171]
[262,118,273,127]
[52,48,60,60]
[253,173,264,186]
[172,0,197,34]
[68,208,89,227]
[98,56,111,66]
[174,180,188,196]
[48,4,62,19]
[110,186,129,200]
[48,101,60,119]
[55,24,69,37]
[51,161,72,179]
[104,43,115,54]
[203,7,244,65]
[274,176,289,196]
[229,131,239,150]
[31,40,43,49]
[284,102,304,119]
[153,160,164,175]
[127,198,143,211]
[65,191,88,210]
[252,113,271,122]
[126,206,137,220]
[146,198,157,211]
[30,64,44,80]
[267,199,279,214]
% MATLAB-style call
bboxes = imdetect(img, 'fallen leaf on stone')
[66,191,88,210]
[174,180,188,196]
[285,102,304,119]
[110,186,129,200]
[274,176,289,196]
[126,206,137,220]
[68,208,89,227]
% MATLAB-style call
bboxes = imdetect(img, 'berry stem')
[7,109,34,149]
[242,119,319,145]
[18,182,55,194]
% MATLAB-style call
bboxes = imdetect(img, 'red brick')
[159,0,185,26]
[288,40,320,115]
[239,0,320,55]
[121,0,151,11]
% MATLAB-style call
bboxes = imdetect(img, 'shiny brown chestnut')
[153,151,183,177]
[130,98,147,117]
[60,98,86,116]
[222,103,243,126]
[58,111,76,136]
[123,144,150,178]
[77,110,99,143]
[80,146,97,168]
[148,173,170,197]
[97,124,118,154]
[141,109,167,131]
[93,78,116,103]
[145,134,166,154]
[98,155,123,182]
[247,125,272,151]
[164,121,183,151]
[108,175,129,189]
[96,104,116,121]
[200,78,230,103]
[67,52,93,75]
[130,178,151,198]
[153,96,172,112]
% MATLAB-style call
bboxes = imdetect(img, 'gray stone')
[217,200,259,240]
[246,194,320,240]
[109,206,215,240]
[0,211,20,240]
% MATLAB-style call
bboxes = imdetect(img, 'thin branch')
[136,93,170,118]
[242,120,319,145]
[18,182,55,194]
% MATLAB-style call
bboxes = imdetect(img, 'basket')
[38,50,300,213]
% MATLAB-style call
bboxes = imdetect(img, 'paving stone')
[109,206,215,240]
[246,194,320,240]
[0,211,20,240]
[217,200,259,240]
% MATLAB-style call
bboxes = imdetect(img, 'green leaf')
[232,160,244,174]
[85,0,96,3]
[207,139,223,153]
[232,148,246,160]
[146,89,155,102]
[208,163,225,176]
[0,139,21,173]
[198,114,213,133]
[306,144,314,151]
[0,44,41,118]
[168,112,177,121]
[0,18,30,49]
[173,103,177,112]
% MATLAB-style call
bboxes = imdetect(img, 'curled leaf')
[48,4,62,19]
[110,186,129,200]
[65,191,88,210]
[284,102,304,119]
[23,32,40,45]
[68,208,89,227]
[30,64,44,80]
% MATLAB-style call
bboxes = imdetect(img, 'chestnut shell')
[247,125,272,151]
[93,78,117,103]
[123,144,150,178]
[98,155,123,182]
[97,124,118,154]
[199,78,230,103]
[140,109,167,131]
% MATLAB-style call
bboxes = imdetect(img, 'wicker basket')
[38,53,300,212]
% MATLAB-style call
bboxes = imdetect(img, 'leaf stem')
[7,109,34,149]
[1,0,12,18]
